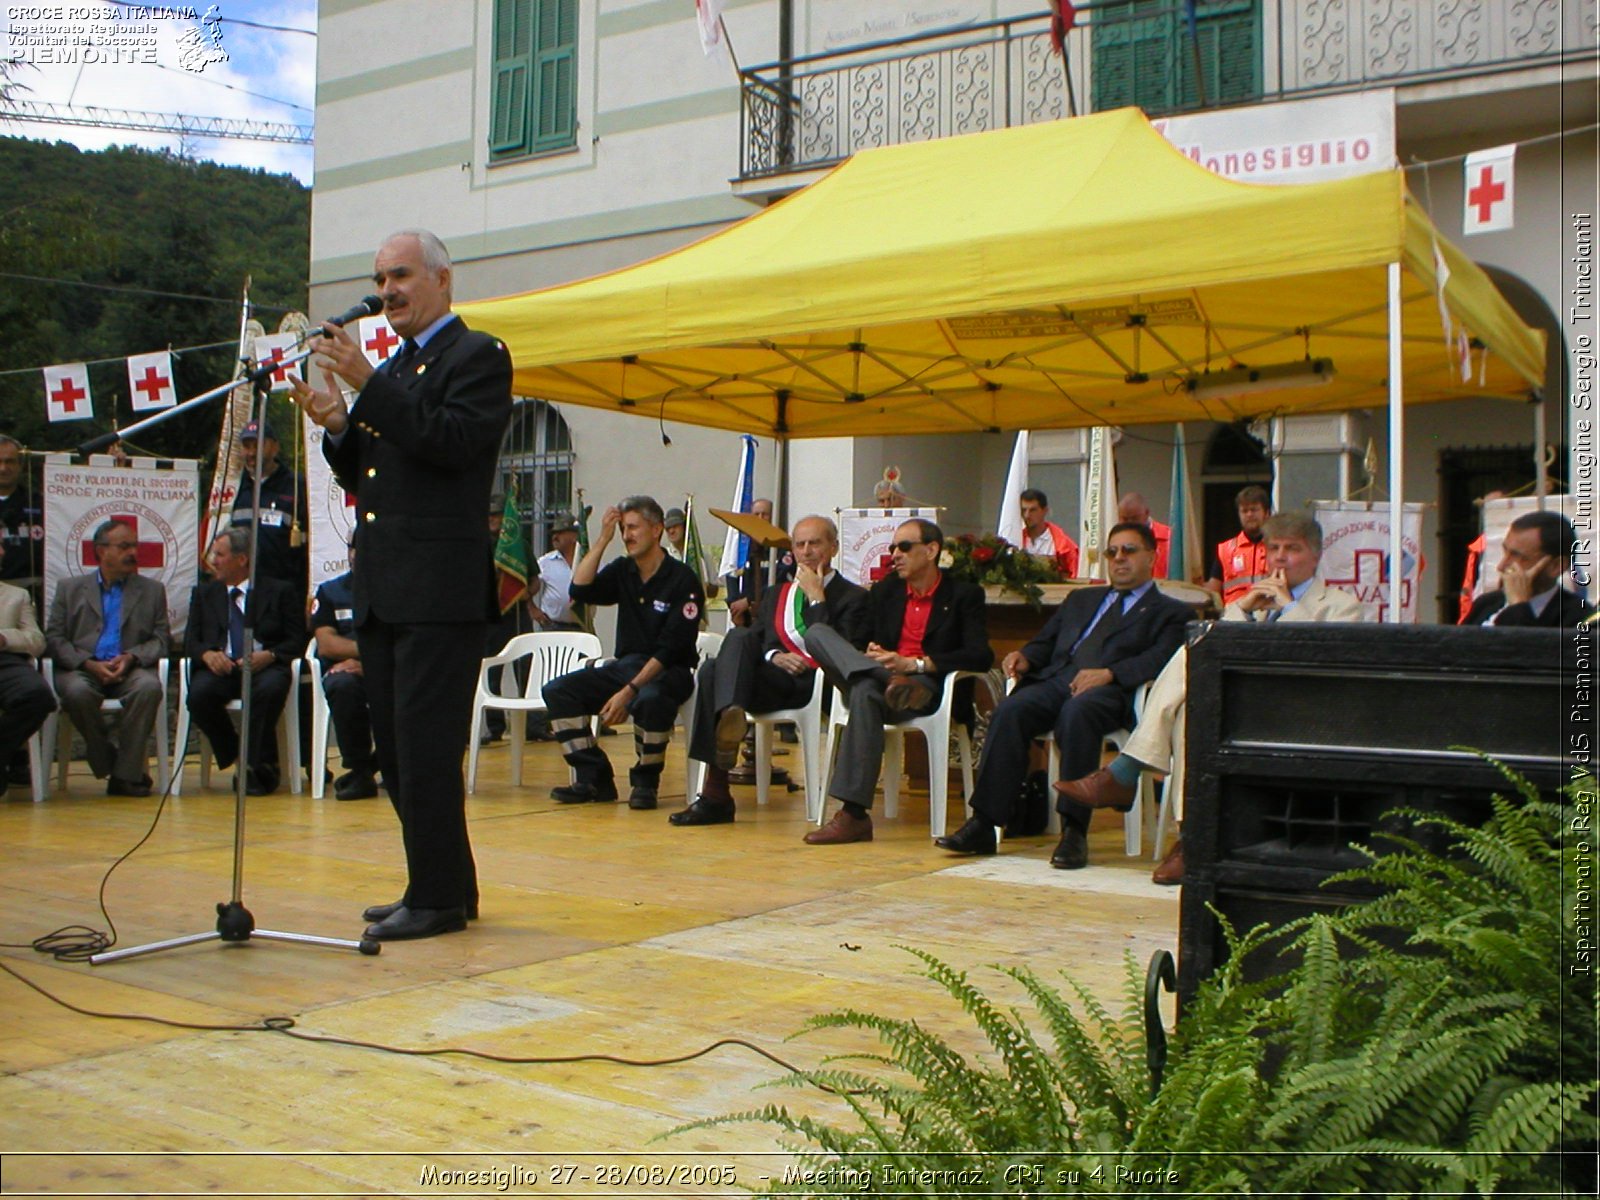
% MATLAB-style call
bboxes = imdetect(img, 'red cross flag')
[126,350,177,412]
[43,362,93,423]
[695,0,725,55]
[1463,144,1515,236]
[356,313,401,368]
[253,331,304,392]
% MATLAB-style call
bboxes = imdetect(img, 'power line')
[0,271,297,312]
[0,339,240,379]
[152,61,311,113]
[100,0,315,36]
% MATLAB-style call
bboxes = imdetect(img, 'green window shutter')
[1092,1,1259,115]
[491,0,534,155]
[530,0,578,153]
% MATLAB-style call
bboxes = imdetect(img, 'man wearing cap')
[288,228,513,941]
[532,512,582,631]
[231,420,309,596]
[663,508,689,561]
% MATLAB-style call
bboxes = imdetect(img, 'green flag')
[494,486,530,614]
[575,489,593,557]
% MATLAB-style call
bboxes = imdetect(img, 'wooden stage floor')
[0,734,1179,1197]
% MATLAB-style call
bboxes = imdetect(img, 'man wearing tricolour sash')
[670,515,868,827]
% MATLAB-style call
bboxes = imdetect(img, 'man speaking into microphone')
[289,229,513,941]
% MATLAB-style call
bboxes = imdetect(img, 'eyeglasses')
[892,540,925,553]
[1104,544,1146,558]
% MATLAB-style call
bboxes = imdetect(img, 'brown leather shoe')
[1152,840,1184,886]
[1054,767,1136,811]
[884,674,935,711]
[803,807,873,845]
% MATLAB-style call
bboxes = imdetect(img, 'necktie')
[390,339,418,373]
[1071,590,1130,668]
[228,587,245,659]
[1263,606,1284,624]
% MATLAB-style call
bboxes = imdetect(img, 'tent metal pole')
[1387,262,1404,624]
[1534,399,1548,506]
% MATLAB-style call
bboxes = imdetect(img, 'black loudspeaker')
[1177,622,1583,1003]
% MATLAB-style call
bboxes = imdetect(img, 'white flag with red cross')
[695,0,725,55]
[253,331,304,392]
[43,363,93,423]
[126,350,177,412]
[1462,144,1515,236]
[356,314,402,368]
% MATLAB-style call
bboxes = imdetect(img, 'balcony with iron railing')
[738,0,1598,181]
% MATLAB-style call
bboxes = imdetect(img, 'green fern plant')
[669,766,1596,1197]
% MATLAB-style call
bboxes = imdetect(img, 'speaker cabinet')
[1177,622,1579,1002]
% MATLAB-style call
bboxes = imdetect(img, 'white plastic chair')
[686,660,828,815]
[301,641,333,799]
[172,657,300,795]
[42,657,171,795]
[677,630,724,799]
[1038,680,1154,856]
[467,631,602,792]
[821,669,998,838]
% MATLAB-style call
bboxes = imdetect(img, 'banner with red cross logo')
[356,314,401,368]
[126,350,178,413]
[252,331,304,392]
[302,415,354,594]
[839,507,941,588]
[1311,500,1426,624]
[1462,144,1515,236]
[42,454,201,637]
[43,363,93,423]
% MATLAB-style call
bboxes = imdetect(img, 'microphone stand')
[90,326,378,962]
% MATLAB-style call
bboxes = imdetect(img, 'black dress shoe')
[934,815,997,855]
[364,898,479,922]
[1050,826,1089,870]
[551,781,618,804]
[244,768,278,797]
[628,785,658,810]
[107,776,152,797]
[335,770,379,800]
[668,797,735,826]
[363,904,467,940]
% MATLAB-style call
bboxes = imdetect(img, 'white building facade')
[311,0,1597,621]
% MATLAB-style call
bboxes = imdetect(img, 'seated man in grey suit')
[45,519,171,797]
[936,521,1192,869]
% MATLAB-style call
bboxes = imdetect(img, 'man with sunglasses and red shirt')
[800,518,992,845]
[936,522,1191,868]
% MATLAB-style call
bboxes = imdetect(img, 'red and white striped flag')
[43,362,93,423]
[695,0,725,56]
[253,331,303,392]
[127,350,177,412]
[356,314,402,368]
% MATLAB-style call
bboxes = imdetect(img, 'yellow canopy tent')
[458,107,1544,438]
[456,106,1547,621]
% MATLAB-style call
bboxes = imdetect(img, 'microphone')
[310,295,384,334]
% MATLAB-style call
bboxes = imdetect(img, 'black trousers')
[968,673,1131,832]
[543,655,692,789]
[0,654,54,768]
[687,625,812,766]
[187,661,291,776]
[357,614,482,911]
[321,669,376,773]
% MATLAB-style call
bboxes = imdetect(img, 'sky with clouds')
[3,2,316,184]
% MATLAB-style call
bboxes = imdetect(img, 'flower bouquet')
[939,532,1061,606]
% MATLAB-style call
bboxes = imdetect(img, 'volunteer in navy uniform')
[288,228,513,942]
[542,495,704,812]
[230,419,309,596]
[309,545,380,800]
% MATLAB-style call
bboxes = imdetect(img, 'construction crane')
[2,99,311,145]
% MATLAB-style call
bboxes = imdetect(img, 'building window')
[1091,0,1260,116]
[491,0,578,160]
[497,399,574,555]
